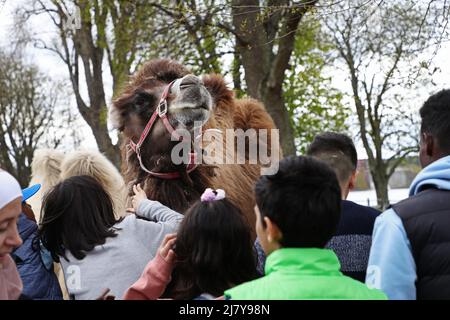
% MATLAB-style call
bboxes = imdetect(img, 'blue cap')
[22,184,41,202]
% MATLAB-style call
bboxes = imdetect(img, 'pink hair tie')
[201,188,226,202]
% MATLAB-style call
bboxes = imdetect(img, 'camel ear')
[110,99,129,130]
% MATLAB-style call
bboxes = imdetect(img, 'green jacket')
[224,248,386,300]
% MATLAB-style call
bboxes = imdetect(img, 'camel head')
[110,59,227,188]
[110,59,213,143]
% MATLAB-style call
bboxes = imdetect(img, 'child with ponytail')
[124,188,258,300]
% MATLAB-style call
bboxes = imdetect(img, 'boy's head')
[306,132,357,199]
[419,89,450,168]
[254,156,341,256]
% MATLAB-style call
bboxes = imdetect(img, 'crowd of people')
[0,89,449,300]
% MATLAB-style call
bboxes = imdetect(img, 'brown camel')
[110,59,279,233]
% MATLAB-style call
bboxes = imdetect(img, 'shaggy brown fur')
[111,59,278,233]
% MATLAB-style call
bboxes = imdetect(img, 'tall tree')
[143,1,233,75]
[232,0,319,155]
[23,0,160,167]
[151,1,319,155]
[285,19,349,152]
[0,49,72,186]
[325,0,448,209]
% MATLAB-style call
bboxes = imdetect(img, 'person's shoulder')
[115,214,137,227]
[224,276,268,299]
[392,188,449,219]
[113,214,151,236]
[337,200,380,235]
[355,284,387,300]
[342,200,381,217]
[118,213,163,237]
[17,213,37,237]
[341,275,387,300]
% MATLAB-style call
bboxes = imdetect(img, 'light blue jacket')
[366,155,450,299]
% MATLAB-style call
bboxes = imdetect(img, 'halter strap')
[128,80,197,179]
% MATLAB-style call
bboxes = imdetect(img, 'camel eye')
[134,91,156,111]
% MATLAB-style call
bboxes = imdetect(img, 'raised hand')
[131,184,148,211]
[158,233,177,264]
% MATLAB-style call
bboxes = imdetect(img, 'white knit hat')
[0,171,22,210]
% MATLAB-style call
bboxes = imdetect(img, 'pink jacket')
[123,252,173,300]
[0,254,23,300]
[123,252,226,300]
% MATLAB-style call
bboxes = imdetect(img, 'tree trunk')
[0,142,14,175]
[81,104,121,168]
[91,121,121,168]
[263,86,297,156]
[371,169,390,210]
[232,0,270,99]
[232,50,243,96]
[16,161,31,188]
[232,0,316,156]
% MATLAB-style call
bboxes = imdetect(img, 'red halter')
[128,80,198,179]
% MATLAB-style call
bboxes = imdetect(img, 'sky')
[1,0,449,159]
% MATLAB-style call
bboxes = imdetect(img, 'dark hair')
[307,132,357,169]
[165,198,258,299]
[38,175,122,262]
[255,156,341,248]
[420,89,450,153]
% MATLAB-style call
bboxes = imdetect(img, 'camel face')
[168,74,213,131]
[110,61,213,146]
[111,59,220,179]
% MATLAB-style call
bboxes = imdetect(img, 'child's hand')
[131,184,147,211]
[158,233,177,264]
[95,288,116,300]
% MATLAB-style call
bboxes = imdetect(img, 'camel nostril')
[180,75,202,88]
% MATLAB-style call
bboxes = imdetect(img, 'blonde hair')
[29,149,65,223]
[60,149,128,218]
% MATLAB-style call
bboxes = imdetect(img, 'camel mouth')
[170,107,210,131]
[198,102,210,110]
[169,86,213,113]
